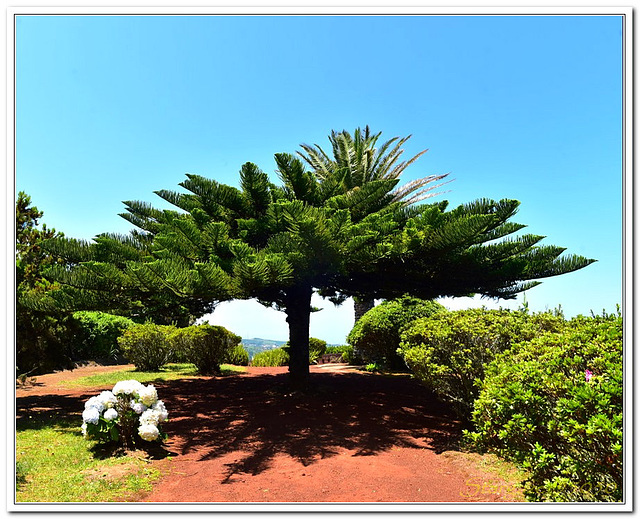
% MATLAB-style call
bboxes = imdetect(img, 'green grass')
[61,363,247,388]
[15,416,161,502]
[17,362,247,502]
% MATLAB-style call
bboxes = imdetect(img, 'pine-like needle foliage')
[38,135,595,383]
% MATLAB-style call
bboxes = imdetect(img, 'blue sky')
[15,14,624,344]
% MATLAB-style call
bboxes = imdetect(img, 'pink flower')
[585,369,593,382]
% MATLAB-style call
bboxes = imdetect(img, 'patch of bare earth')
[15,363,525,503]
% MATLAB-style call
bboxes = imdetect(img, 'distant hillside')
[240,337,344,360]
[241,338,288,360]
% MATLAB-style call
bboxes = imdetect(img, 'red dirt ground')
[15,363,525,504]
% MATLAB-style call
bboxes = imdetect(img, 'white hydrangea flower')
[97,390,117,408]
[103,408,118,421]
[130,401,147,414]
[138,423,160,442]
[151,400,169,422]
[84,396,105,413]
[113,380,144,397]
[82,407,100,425]
[140,408,161,427]
[81,423,88,436]
[138,384,158,406]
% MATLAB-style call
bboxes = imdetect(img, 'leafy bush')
[464,313,623,502]
[251,348,290,367]
[117,323,173,371]
[347,296,445,370]
[282,337,327,364]
[171,324,241,375]
[225,344,250,366]
[70,311,134,362]
[309,337,327,363]
[398,308,565,418]
[325,345,356,363]
[16,313,77,376]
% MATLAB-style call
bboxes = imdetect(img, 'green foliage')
[282,337,327,364]
[170,324,241,375]
[16,416,161,502]
[15,192,74,375]
[251,348,290,367]
[398,308,565,417]
[225,344,250,366]
[117,323,173,371]
[324,345,352,362]
[348,296,445,369]
[70,311,135,361]
[365,362,382,373]
[37,129,596,384]
[309,337,327,360]
[464,313,623,502]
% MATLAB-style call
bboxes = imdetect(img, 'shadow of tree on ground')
[153,372,462,483]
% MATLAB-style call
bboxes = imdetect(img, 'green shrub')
[464,313,623,502]
[171,324,241,375]
[117,323,173,371]
[251,348,290,367]
[347,296,445,370]
[16,313,77,376]
[70,311,134,362]
[398,308,565,418]
[325,345,357,363]
[225,344,250,366]
[309,337,327,363]
[282,337,327,364]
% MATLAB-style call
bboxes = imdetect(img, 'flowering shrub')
[81,380,168,448]
[464,313,623,502]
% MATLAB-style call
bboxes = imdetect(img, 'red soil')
[15,363,525,504]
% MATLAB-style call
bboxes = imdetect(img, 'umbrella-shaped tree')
[39,142,595,387]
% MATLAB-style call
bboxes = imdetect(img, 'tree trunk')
[353,296,375,323]
[285,285,313,388]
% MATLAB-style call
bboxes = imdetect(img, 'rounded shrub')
[398,308,565,418]
[464,313,622,502]
[251,348,289,367]
[225,344,250,366]
[70,311,135,362]
[117,323,173,371]
[171,324,241,375]
[347,296,445,370]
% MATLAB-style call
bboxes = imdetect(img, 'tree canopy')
[37,132,596,385]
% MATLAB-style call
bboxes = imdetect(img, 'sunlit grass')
[15,416,161,502]
[61,363,247,388]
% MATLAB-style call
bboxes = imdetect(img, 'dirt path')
[15,364,525,503]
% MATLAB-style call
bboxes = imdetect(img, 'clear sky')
[15,13,624,344]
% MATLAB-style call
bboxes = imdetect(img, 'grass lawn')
[16,362,247,503]
[61,363,247,388]
[16,415,161,502]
